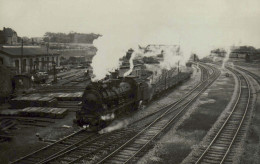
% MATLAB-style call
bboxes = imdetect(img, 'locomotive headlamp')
[101,113,115,121]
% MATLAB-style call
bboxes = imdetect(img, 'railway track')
[11,63,218,164]
[11,129,94,164]
[129,63,213,128]
[191,66,252,164]
[61,75,86,86]
[0,119,15,142]
[58,70,90,87]
[234,66,260,84]
[36,128,138,164]
[199,63,210,81]
[34,70,87,92]
[92,63,220,164]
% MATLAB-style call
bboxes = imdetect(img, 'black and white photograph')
[0,0,260,163]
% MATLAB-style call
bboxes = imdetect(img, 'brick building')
[0,45,60,74]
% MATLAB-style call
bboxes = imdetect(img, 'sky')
[0,0,260,48]
[1,0,259,80]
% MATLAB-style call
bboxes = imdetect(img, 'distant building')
[0,27,18,45]
[68,56,86,64]
[0,45,60,74]
[229,51,260,60]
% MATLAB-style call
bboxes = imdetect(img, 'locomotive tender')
[75,66,192,130]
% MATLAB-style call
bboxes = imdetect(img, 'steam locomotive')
[75,66,192,130]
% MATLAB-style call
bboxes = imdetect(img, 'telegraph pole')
[53,61,57,83]
[20,39,23,74]
[178,61,180,74]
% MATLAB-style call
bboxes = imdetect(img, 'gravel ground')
[0,111,81,163]
[3,61,258,164]
[239,67,260,164]
[229,58,260,163]
[137,64,236,164]
[0,65,199,163]
[182,61,260,164]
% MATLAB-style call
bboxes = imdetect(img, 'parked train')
[75,66,192,130]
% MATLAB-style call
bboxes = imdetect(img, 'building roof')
[0,46,59,57]
[231,51,260,55]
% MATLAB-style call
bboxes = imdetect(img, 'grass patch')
[178,110,220,131]
[157,143,191,164]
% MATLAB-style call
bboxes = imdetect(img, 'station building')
[0,45,60,74]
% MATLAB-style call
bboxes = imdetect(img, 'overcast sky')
[0,0,260,48]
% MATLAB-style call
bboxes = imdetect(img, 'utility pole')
[164,70,167,90]
[53,61,57,83]
[177,60,180,83]
[178,61,180,74]
[21,39,23,74]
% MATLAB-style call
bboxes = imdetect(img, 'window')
[41,57,45,70]
[22,59,26,72]
[35,58,39,70]
[29,59,33,72]
[15,59,19,72]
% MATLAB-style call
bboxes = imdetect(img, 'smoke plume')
[89,9,253,81]
[123,51,136,77]
[222,48,231,69]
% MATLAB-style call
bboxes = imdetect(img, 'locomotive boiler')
[75,77,139,129]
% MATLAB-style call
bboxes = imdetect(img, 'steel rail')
[36,129,136,164]
[235,66,260,84]
[36,63,212,164]
[11,129,89,164]
[11,62,213,164]
[96,63,220,164]
[195,66,251,164]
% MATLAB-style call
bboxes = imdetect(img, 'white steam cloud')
[123,51,136,77]
[222,48,231,69]
[91,33,139,81]
[99,120,128,134]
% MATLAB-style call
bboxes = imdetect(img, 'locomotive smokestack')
[126,49,134,60]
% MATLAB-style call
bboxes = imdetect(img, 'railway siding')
[9,63,219,164]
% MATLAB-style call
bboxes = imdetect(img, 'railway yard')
[0,59,259,164]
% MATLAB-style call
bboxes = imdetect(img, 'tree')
[211,48,226,57]
[43,32,101,44]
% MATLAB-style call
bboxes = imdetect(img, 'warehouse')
[0,45,60,74]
